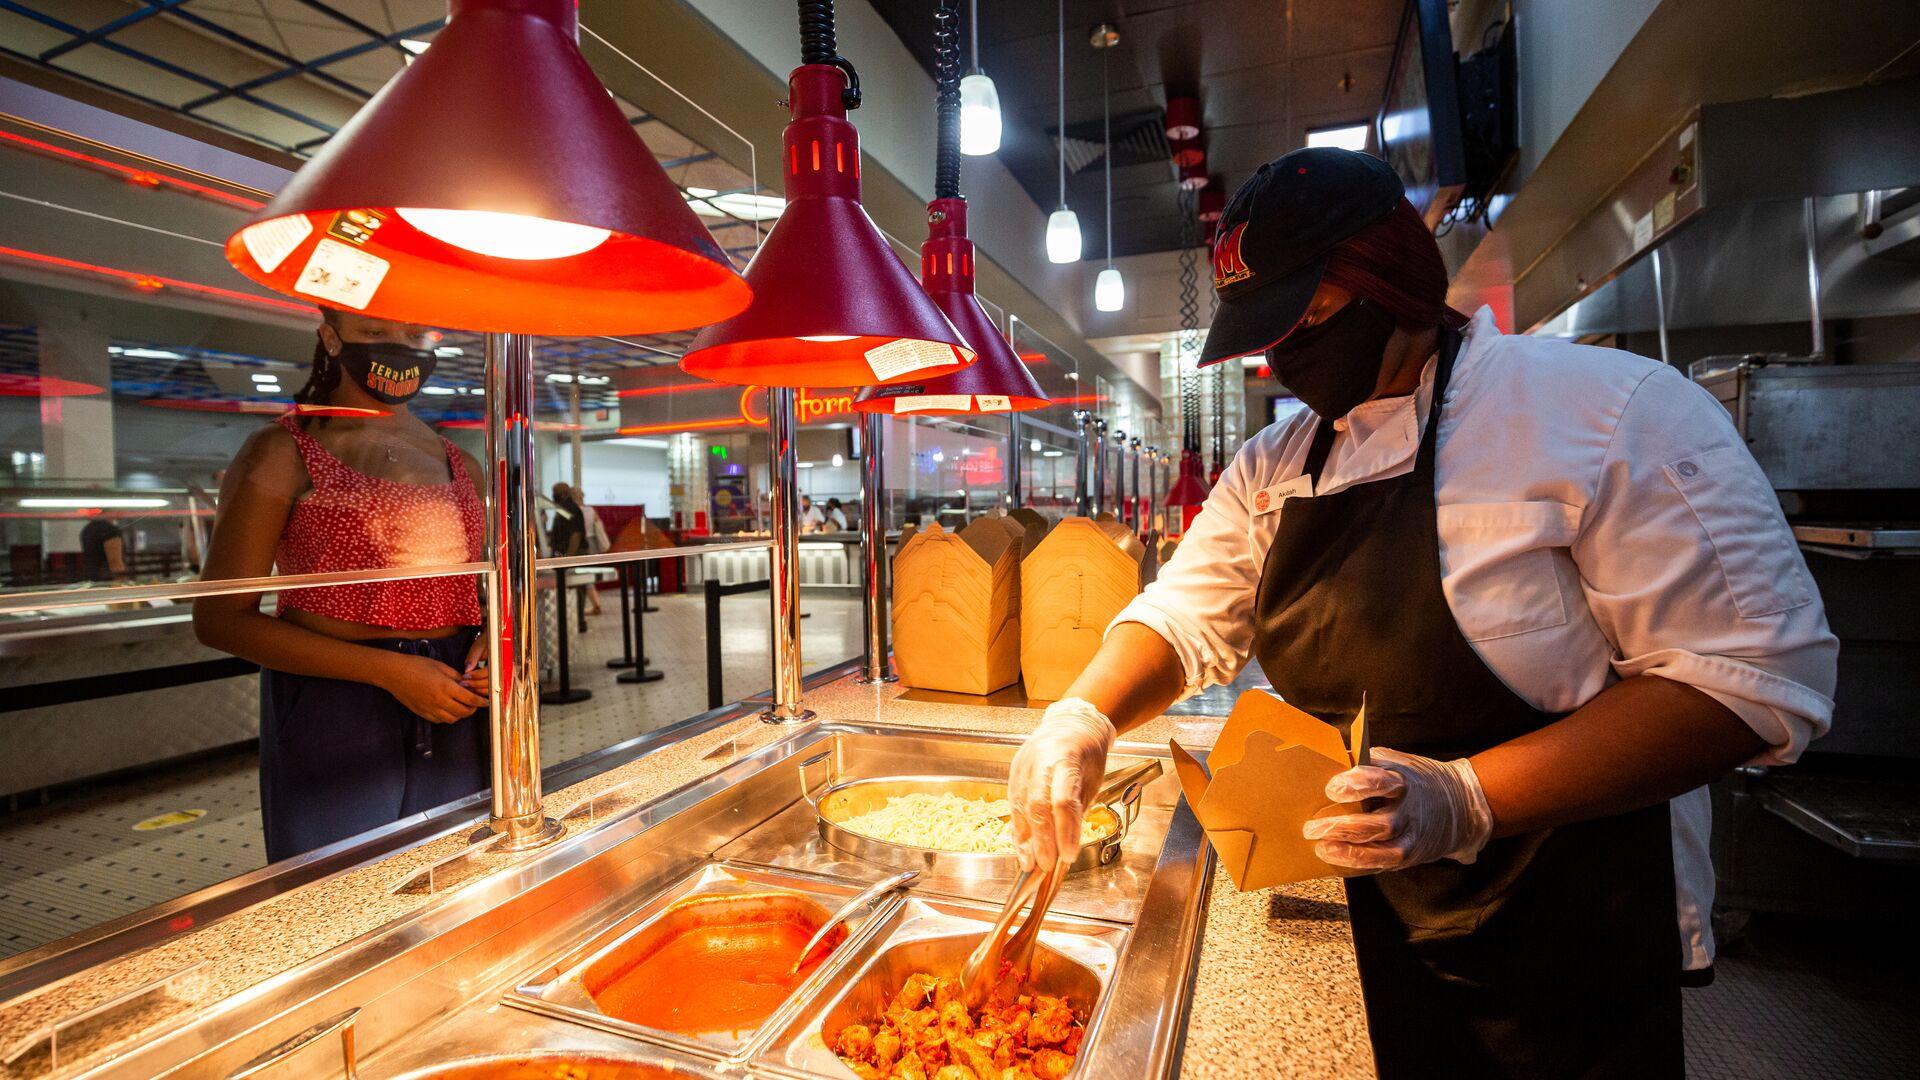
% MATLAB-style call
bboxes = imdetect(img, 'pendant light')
[225,0,748,335]
[1091,25,1123,312]
[856,0,1046,416]
[681,4,974,387]
[957,0,1001,155]
[1045,0,1082,264]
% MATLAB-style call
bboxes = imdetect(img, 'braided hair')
[292,309,344,428]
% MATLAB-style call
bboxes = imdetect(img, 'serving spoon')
[789,869,918,978]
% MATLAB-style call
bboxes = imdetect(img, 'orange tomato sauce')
[587,915,841,1036]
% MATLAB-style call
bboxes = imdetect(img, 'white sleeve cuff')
[1612,647,1834,765]
[1105,598,1228,698]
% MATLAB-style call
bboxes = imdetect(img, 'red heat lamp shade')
[681,66,973,389]
[1165,97,1201,142]
[1197,186,1226,223]
[855,198,1046,416]
[223,0,748,336]
[1170,138,1205,169]
[1165,449,1213,506]
[1178,159,1210,191]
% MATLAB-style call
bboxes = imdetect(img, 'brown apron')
[1252,328,1682,1078]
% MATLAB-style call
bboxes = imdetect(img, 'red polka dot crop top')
[273,414,485,630]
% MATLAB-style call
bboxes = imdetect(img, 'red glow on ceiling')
[437,418,582,431]
[0,373,105,397]
[0,130,266,211]
[141,399,389,417]
[616,382,727,399]
[0,246,316,316]
[616,417,745,436]
[1049,394,1110,406]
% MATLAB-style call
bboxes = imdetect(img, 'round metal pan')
[808,773,1140,878]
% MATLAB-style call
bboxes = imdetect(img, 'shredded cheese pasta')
[836,793,1108,854]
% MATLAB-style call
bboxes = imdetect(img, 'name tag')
[1250,475,1313,515]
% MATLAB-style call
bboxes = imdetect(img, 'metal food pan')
[804,758,1149,880]
[505,862,902,1062]
[755,895,1127,1080]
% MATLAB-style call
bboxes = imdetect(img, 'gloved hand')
[1302,747,1495,872]
[1007,698,1117,871]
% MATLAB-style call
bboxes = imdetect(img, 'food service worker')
[1005,148,1837,1078]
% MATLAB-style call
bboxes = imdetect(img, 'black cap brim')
[1198,253,1326,367]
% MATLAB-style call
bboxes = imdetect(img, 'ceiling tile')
[1288,46,1391,117]
[1288,0,1402,59]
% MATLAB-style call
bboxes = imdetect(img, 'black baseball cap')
[1199,147,1404,366]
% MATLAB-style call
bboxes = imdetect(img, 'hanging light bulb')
[395,208,610,261]
[1092,26,1122,311]
[1045,0,1080,264]
[1030,438,1043,453]
[1047,208,1082,263]
[1095,265,1125,311]
[958,2,1001,155]
[959,73,1001,155]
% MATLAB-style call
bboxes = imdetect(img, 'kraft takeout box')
[1171,689,1371,891]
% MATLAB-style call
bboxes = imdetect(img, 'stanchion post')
[541,566,591,706]
[607,562,635,669]
[618,557,663,685]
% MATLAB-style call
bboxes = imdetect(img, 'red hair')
[1321,198,1468,331]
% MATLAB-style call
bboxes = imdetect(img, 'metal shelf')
[1757,773,1920,862]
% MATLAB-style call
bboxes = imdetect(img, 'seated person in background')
[80,511,128,582]
[194,307,490,864]
[824,498,848,531]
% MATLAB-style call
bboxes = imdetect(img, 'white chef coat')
[1115,306,1838,969]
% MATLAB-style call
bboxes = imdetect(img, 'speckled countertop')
[0,676,1372,1079]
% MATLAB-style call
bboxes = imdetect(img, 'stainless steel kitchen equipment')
[1689,358,1920,491]
[57,723,1212,1080]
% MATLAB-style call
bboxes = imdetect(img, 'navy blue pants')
[259,629,490,863]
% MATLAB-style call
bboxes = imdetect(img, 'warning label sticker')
[240,215,312,273]
[293,238,391,309]
[864,339,955,382]
[892,394,972,413]
[975,395,1012,411]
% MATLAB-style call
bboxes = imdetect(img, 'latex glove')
[1302,747,1495,872]
[1007,698,1117,871]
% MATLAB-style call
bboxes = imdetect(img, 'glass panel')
[0,16,778,972]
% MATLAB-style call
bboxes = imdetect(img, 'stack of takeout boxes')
[890,516,1031,695]
[1018,515,1146,702]
[891,513,1146,700]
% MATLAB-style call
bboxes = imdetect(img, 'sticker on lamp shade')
[976,395,1012,412]
[240,216,313,274]
[893,394,972,413]
[293,238,391,309]
[864,338,956,382]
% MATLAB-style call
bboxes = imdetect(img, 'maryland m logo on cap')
[1213,222,1253,289]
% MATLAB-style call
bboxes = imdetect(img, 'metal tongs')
[960,859,1067,1008]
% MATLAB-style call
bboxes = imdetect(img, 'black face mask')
[331,341,437,405]
[1265,297,1398,419]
